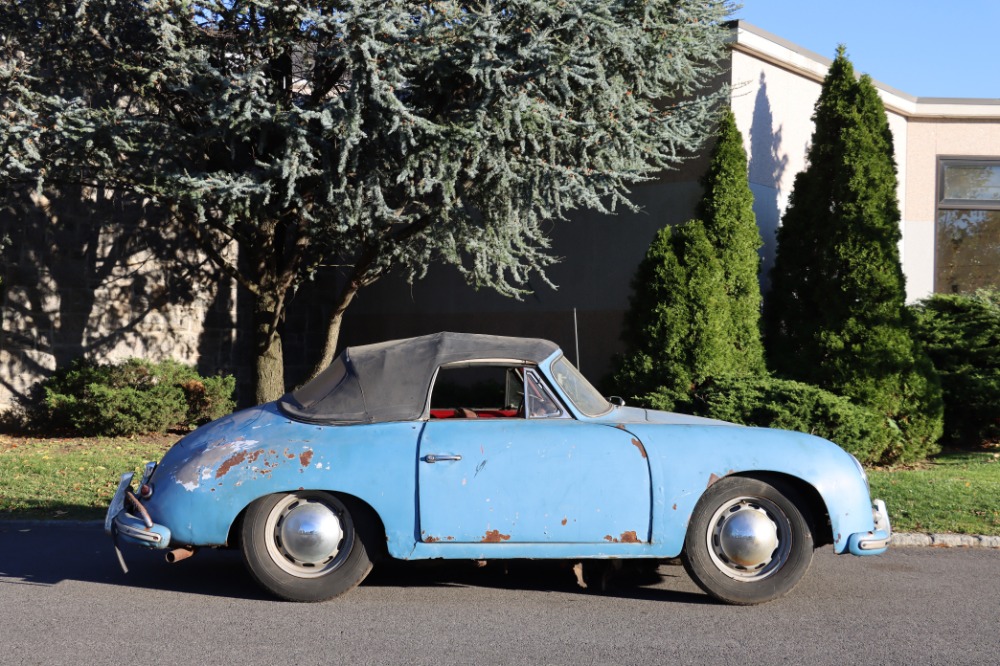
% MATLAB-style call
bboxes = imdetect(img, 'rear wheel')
[682,477,813,605]
[241,491,372,602]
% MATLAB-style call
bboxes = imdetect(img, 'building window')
[935,159,1000,293]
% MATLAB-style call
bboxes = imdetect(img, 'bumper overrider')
[846,499,892,555]
[105,470,171,553]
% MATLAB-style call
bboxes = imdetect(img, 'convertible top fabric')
[278,332,560,425]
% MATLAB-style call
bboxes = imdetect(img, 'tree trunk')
[307,277,364,382]
[254,293,286,404]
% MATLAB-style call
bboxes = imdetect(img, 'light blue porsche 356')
[107,332,890,605]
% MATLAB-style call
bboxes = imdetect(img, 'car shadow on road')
[362,558,715,605]
[0,522,714,604]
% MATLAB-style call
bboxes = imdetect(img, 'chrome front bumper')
[847,499,891,555]
[105,472,172,549]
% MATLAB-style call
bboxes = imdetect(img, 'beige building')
[729,21,1000,302]
[2,21,999,406]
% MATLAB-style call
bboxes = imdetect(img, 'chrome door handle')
[424,454,462,463]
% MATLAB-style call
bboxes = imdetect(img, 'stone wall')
[0,187,238,409]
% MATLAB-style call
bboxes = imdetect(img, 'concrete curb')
[1,520,998,548]
[889,532,1000,549]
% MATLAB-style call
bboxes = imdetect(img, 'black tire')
[241,491,373,602]
[681,477,813,605]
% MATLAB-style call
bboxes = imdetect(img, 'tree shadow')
[0,186,226,405]
[747,72,789,291]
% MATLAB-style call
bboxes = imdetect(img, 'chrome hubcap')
[264,492,353,578]
[280,501,343,564]
[707,496,791,580]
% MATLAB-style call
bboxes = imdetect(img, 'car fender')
[143,404,420,550]
[622,423,876,555]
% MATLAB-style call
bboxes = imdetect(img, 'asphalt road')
[0,523,997,666]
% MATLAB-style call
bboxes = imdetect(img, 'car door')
[417,370,652,545]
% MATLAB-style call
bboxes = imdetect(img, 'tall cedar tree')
[764,47,942,463]
[0,0,732,403]
[696,107,765,373]
[615,108,764,407]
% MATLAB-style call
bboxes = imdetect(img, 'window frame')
[934,156,1000,294]
[937,157,1000,210]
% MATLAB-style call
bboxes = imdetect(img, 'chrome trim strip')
[115,519,164,544]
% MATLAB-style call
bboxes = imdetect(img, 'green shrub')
[645,374,900,465]
[763,48,943,463]
[31,358,235,436]
[911,290,1000,448]
[612,107,766,405]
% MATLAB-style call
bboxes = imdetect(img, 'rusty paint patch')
[707,473,721,488]
[561,518,568,526]
[631,438,647,459]
[604,535,615,542]
[284,449,295,459]
[672,503,677,510]
[619,530,640,543]
[300,450,314,467]
[216,450,248,478]
[615,424,627,430]
[423,535,441,543]
[482,530,511,543]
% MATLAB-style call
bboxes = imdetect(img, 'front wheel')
[682,477,813,605]
[241,491,373,602]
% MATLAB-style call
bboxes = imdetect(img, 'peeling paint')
[216,451,248,479]
[619,530,640,543]
[300,450,314,467]
[172,438,260,491]
[482,529,511,543]
[631,438,647,459]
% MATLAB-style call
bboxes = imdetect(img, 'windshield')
[550,356,611,417]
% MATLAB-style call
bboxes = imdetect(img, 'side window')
[429,365,522,419]
[427,364,566,419]
[524,369,565,419]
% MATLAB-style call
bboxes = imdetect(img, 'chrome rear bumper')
[847,499,891,555]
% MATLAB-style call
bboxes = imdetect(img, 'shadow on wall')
[0,186,235,406]
[747,72,789,291]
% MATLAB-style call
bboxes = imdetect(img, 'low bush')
[645,374,900,465]
[911,290,1000,448]
[30,358,235,436]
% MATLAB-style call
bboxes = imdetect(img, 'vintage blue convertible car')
[107,332,890,605]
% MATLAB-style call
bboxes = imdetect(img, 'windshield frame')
[548,354,612,418]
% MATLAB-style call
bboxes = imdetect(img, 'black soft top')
[278,332,560,425]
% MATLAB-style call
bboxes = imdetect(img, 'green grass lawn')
[868,450,1000,535]
[2,433,999,536]
[0,434,174,520]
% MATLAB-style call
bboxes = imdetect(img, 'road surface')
[0,523,996,665]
